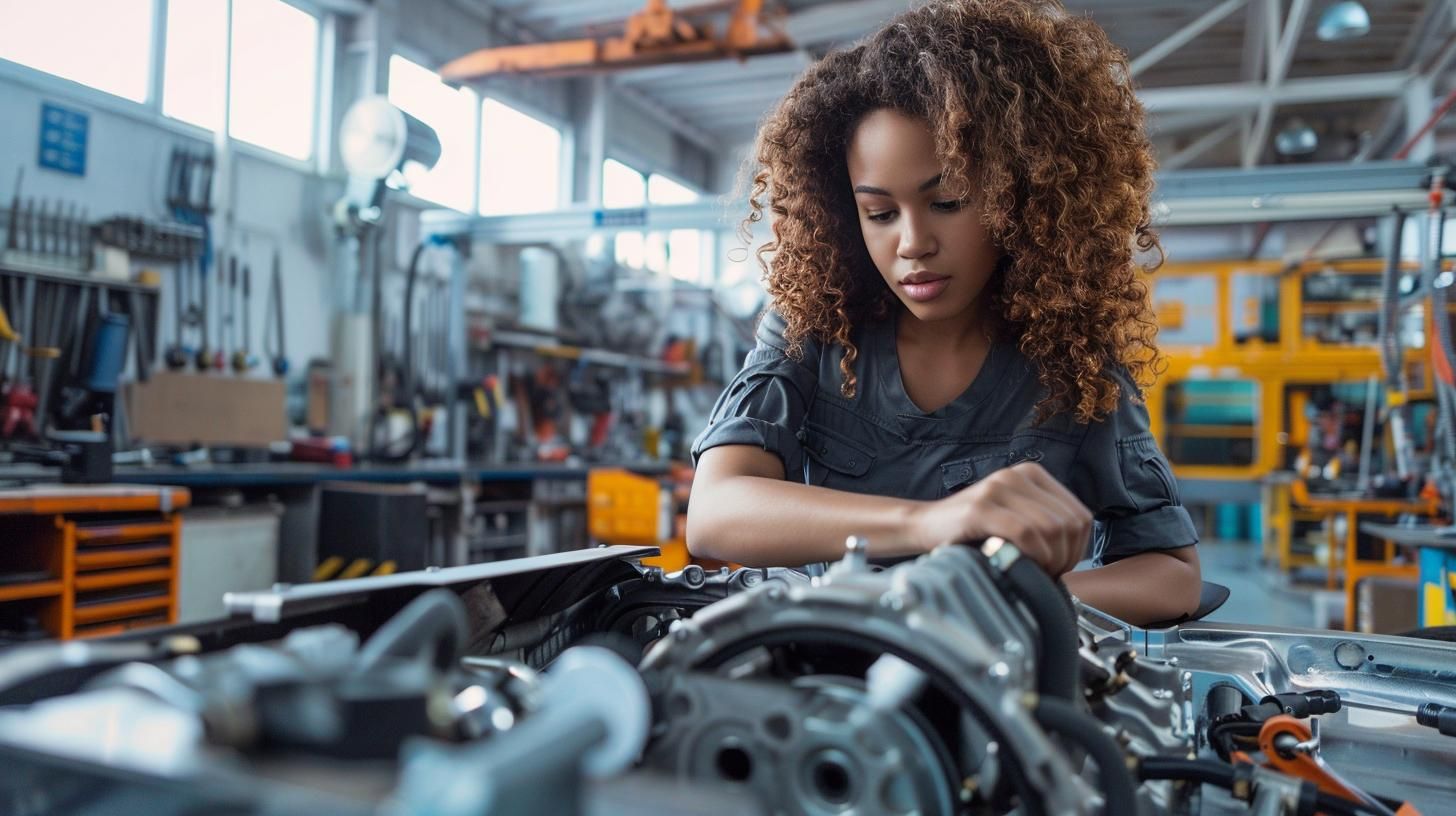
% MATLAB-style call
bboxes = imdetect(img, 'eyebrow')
[853,173,944,196]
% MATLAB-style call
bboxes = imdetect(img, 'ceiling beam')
[1159,119,1241,171]
[1140,71,1412,112]
[1129,0,1249,77]
[1243,0,1309,167]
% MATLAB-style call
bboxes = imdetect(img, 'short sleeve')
[1066,370,1199,565]
[690,310,820,477]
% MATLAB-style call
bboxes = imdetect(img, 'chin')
[899,296,975,324]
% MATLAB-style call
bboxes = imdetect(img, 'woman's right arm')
[688,445,1092,572]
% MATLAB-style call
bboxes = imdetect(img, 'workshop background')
[0,0,1454,643]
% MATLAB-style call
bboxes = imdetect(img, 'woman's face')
[846,109,1001,326]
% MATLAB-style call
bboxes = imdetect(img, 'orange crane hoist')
[439,0,793,81]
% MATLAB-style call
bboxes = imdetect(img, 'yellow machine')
[1146,257,1433,483]
[587,467,691,572]
[1149,259,1451,613]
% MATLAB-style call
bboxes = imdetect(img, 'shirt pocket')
[798,421,875,485]
[1116,435,1181,511]
[939,446,1046,496]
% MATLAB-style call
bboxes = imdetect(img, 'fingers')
[1016,463,1093,574]
[969,463,1092,576]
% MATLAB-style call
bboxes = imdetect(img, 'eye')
[931,199,965,213]
[865,210,896,223]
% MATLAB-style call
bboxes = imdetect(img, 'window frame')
[0,0,327,174]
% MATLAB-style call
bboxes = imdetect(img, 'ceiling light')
[1275,120,1319,156]
[1317,1,1371,42]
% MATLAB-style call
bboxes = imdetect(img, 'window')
[388,56,477,212]
[479,99,562,216]
[229,0,319,159]
[162,0,228,129]
[648,173,703,283]
[162,0,319,160]
[0,0,153,102]
[604,159,647,268]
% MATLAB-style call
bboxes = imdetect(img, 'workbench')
[0,459,669,583]
[1359,522,1456,629]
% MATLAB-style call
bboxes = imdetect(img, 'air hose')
[996,548,1081,703]
[1033,697,1138,816]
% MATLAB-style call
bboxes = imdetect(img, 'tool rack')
[0,485,190,641]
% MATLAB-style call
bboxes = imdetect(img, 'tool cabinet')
[0,485,190,641]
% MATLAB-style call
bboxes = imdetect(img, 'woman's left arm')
[1063,370,1203,626]
[1063,544,1201,624]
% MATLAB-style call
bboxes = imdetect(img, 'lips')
[898,272,950,303]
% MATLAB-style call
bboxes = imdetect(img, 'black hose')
[355,588,469,674]
[1138,757,1389,816]
[1033,697,1138,816]
[1314,792,1391,816]
[1002,556,1081,702]
[1137,756,1236,788]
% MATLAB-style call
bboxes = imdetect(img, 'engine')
[0,540,1452,816]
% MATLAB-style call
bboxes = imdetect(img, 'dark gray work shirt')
[690,311,1199,565]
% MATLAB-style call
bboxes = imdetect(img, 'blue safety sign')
[38,102,88,177]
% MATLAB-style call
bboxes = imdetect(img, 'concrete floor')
[1198,538,1342,630]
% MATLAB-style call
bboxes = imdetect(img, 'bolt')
[988,662,1010,679]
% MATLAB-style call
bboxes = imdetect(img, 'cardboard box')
[126,372,287,447]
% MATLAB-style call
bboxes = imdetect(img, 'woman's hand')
[907,462,1093,576]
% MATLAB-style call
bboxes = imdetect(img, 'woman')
[687,0,1200,625]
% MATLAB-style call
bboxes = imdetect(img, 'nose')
[897,212,937,260]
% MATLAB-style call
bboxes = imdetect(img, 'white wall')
[0,72,338,382]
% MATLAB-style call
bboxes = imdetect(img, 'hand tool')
[5,167,21,253]
[196,151,215,215]
[264,249,288,377]
[22,197,36,253]
[33,283,67,433]
[3,275,39,438]
[129,289,153,383]
[232,256,256,372]
[0,298,19,387]
[196,253,213,371]
[166,259,190,370]
[214,256,229,371]
[39,200,54,258]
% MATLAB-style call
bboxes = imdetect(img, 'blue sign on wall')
[38,102,88,177]
[593,208,648,228]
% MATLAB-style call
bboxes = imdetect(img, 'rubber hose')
[1313,792,1390,816]
[355,588,469,674]
[1136,756,1237,788]
[1138,757,1387,816]
[1033,697,1138,816]
[1003,556,1081,702]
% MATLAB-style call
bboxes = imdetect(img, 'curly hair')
[744,0,1163,422]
